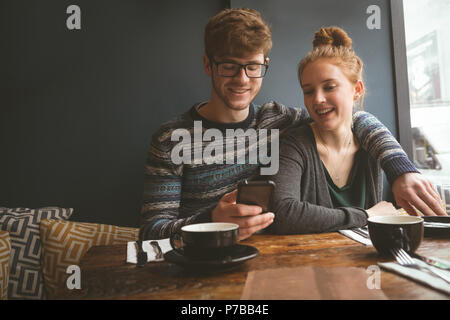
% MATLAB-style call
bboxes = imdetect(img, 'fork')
[391,248,450,284]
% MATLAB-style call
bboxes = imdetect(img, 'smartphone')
[237,180,276,213]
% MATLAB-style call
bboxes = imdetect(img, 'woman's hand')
[365,201,400,218]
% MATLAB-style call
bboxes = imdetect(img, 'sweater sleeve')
[352,111,419,184]
[139,134,211,240]
[258,102,311,132]
[269,132,368,235]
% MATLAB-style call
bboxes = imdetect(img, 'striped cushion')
[0,231,11,300]
[0,207,73,299]
[39,219,138,299]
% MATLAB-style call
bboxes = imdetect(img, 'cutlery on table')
[423,222,450,228]
[351,227,369,238]
[412,253,450,270]
[391,247,450,284]
[136,240,148,268]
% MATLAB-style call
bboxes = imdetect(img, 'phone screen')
[237,183,274,212]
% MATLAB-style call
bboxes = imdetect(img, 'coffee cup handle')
[392,226,410,252]
[170,232,184,255]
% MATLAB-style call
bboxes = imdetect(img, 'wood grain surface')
[64,233,450,300]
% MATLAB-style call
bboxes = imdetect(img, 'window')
[403,0,450,184]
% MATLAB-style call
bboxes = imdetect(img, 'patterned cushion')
[435,184,450,214]
[39,219,138,299]
[0,207,73,299]
[0,231,11,300]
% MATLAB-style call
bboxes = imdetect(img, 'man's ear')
[203,54,212,76]
[265,57,270,65]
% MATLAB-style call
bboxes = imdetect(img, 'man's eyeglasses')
[210,57,269,78]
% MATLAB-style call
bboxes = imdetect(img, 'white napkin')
[339,229,372,246]
[379,258,450,295]
[126,239,172,263]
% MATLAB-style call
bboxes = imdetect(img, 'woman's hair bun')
[312,27,352,49]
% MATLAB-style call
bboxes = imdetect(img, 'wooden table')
[66,233,450,300]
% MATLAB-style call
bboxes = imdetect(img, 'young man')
[140,8,445,241]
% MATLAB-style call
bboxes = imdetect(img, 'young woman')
[269,27,402,234]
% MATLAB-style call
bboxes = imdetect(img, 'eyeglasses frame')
[209,56,269,78]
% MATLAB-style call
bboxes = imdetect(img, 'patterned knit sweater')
[140,101,418,240]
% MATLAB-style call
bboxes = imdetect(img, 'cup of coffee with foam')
[170,222,239,260]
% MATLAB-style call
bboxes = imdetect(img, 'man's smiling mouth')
[229,88,249,94]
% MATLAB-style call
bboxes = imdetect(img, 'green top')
[322,149,368,208]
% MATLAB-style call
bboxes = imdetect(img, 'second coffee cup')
[368,215,424,256]
[170,222,239,260]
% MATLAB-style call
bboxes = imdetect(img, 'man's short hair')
[204,7,272,59]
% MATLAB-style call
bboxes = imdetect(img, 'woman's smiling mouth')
[315,107,335,117]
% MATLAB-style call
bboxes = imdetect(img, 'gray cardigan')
[269,125,382,234]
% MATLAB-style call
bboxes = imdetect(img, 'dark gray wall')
[1,0,226,227]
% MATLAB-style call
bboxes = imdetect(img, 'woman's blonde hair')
[298,27,365,109]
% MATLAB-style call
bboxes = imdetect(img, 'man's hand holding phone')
[211,189,275,241]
